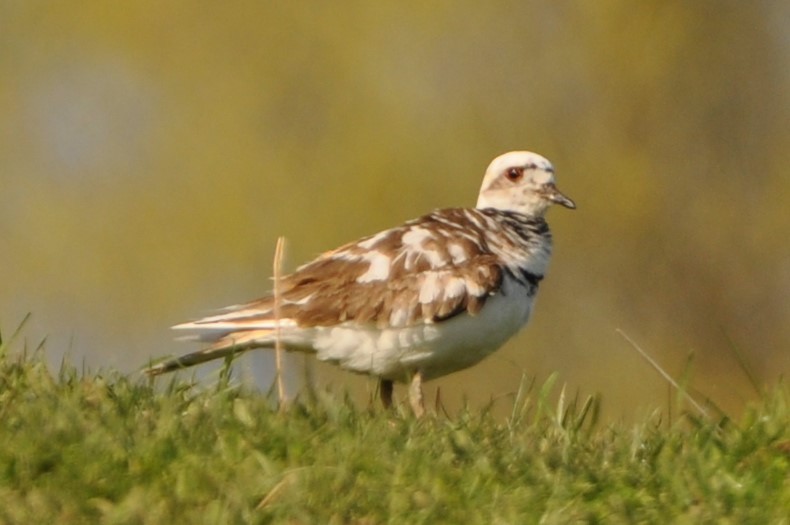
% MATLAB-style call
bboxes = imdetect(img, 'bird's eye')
[505,167,523,181]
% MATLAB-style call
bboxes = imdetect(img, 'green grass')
[1,336,788,524]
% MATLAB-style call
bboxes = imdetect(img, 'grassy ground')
[1,334,788,524]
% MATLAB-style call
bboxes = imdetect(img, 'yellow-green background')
[2,1,788,418]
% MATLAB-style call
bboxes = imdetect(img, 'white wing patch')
[288,293,315,306]
[356,230,391,250]
[389,308,411,327]
[444,276,466,299]
[356,251,391,283]
[402,227,434,247]
[447,242,468,264]
[418,272,443,304]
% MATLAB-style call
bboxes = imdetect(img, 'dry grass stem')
[616,328,708,418]
[273,236,287,410]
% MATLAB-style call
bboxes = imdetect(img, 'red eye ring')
[505,167,523,181]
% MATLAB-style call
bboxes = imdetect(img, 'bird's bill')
[542,183,576,209]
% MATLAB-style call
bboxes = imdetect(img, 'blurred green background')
[2,1,788,418]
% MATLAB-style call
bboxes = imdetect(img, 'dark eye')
[505,167,523,181]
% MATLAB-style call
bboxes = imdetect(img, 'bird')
[145,151,575,416]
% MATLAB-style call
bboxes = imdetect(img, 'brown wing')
[225,209,506,329]
[272,209,503,326]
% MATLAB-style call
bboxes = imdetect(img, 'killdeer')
[146,151,575,416]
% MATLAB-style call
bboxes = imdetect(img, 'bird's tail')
[146,301,294,376]
[145,343,249,376]
[146,324,281,376]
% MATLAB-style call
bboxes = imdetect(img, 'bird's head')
[476,151,575,217]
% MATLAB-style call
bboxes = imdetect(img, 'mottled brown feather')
[213,209,512,329]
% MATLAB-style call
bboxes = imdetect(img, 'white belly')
[306,278,535,381]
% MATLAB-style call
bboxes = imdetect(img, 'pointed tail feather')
[146,328,278,376]
[145,345,247,376]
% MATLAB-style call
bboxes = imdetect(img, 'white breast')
[304,275,535,382]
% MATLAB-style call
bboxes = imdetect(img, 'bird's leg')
[408,370,426,418]
[379,379,393,409]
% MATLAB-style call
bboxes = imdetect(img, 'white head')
[476,151,575,217]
